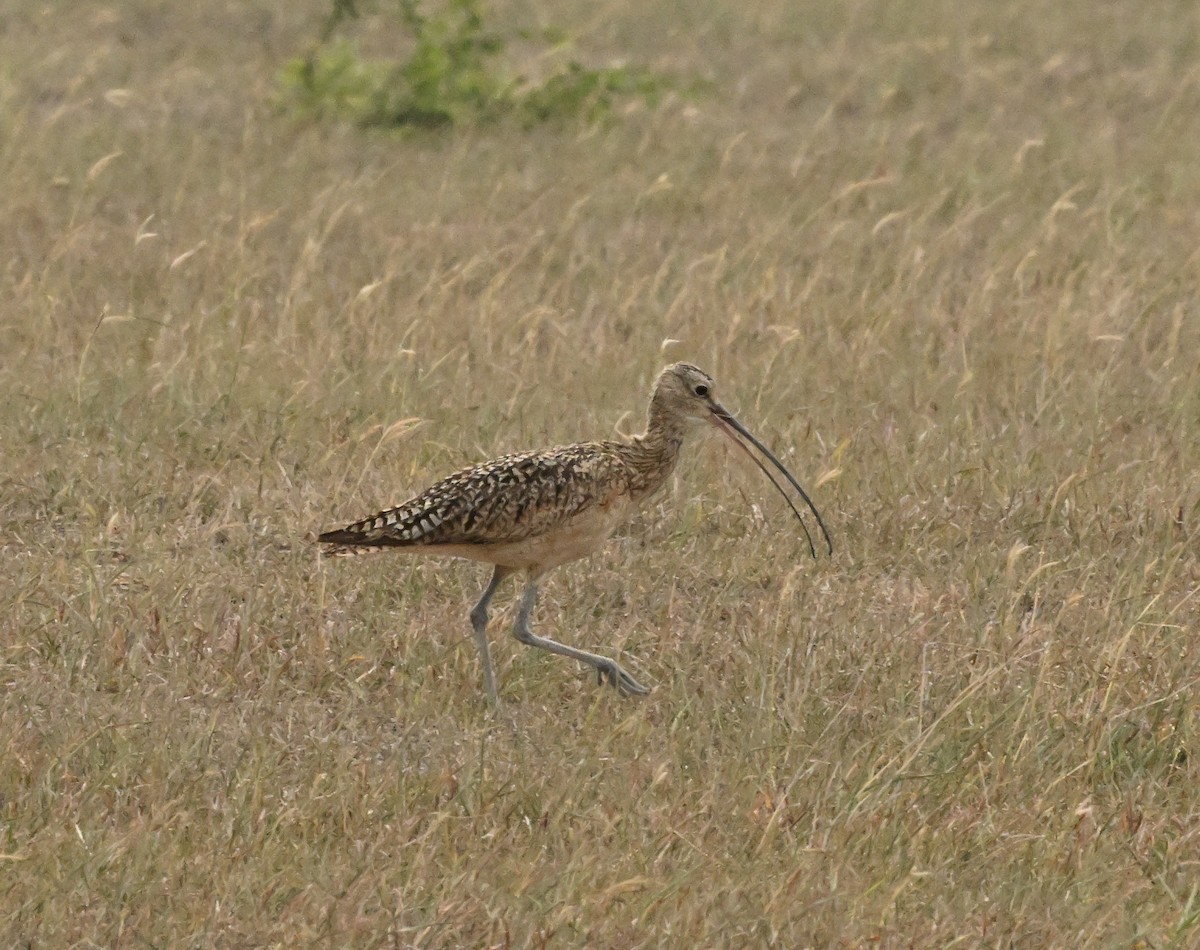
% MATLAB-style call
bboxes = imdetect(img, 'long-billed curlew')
[318,363,832,705]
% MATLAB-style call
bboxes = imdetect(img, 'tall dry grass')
[2,0,1198,945]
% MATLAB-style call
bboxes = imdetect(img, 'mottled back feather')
[317,442,639,553]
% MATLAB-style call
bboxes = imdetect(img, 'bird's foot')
[596,660,651,697]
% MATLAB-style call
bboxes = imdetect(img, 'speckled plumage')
[317,363,831,706]
[318,441,660,566]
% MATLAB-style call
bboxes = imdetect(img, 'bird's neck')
[623,407,688,500]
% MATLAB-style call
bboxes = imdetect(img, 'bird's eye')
[694,384,709,397]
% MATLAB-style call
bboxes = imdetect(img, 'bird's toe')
[597,660,650,697]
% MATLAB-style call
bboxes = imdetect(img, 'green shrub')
[280,0,666,128]
[519,61,662,125]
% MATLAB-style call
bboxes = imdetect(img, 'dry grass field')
[3,0,1199,945]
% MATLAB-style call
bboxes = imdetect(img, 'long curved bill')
[706,399,833,559]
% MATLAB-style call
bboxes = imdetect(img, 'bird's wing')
[317,443,630,550]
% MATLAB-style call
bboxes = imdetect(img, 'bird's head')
[651,362,720,426]
[649,361,833,559]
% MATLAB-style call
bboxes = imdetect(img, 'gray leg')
[470,566,512,706]
[511,573,650,697]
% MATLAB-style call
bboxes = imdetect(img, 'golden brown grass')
[2,0,1199,945]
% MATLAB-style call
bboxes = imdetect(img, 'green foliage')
[519,61,663,125]
[280,40,392,123]
[390,0,508,126]
[281,0,666,128]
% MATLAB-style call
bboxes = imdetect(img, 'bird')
[317,362,832,706]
